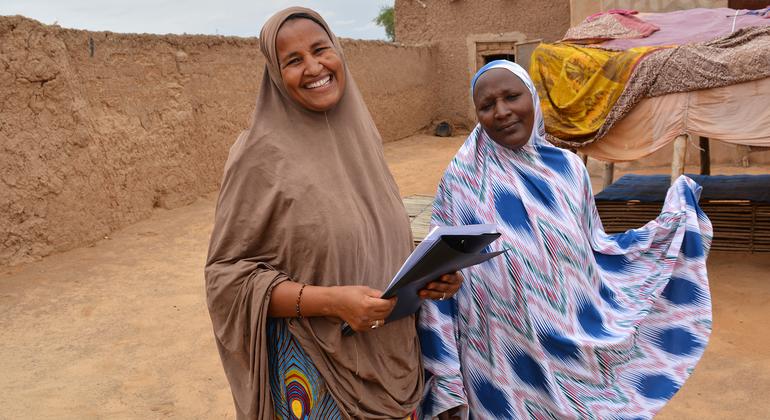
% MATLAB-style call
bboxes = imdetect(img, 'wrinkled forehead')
[472,68,526,98]
[470,60,535,98]
[259,7,338,69]
[277,14,331,40]
[275,16,332,57]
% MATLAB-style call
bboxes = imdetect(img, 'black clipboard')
[342,231,506,336]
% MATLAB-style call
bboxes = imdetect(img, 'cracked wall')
[0,16,438,266]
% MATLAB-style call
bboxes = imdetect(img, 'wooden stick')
[671,134,687,184]
[602,162,614,190]
[738,144,751,167]
[699,136,710,175]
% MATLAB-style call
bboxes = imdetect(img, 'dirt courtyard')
[1,134,769,419]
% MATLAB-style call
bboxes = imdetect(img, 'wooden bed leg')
[671,134,687,184]
[699,136,710,175]
[738,144,751,167]
[602,162,614,189]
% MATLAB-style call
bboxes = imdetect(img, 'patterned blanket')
[563,10,659,43]
[532,26,770,147]
[529,43,662,142]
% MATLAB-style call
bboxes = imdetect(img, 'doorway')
[484,53,516,64]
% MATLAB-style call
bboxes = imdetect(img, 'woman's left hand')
[418,271,464,301]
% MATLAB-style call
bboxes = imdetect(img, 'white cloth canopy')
[582,78,770,162]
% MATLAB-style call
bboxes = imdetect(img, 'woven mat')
[402,195,433,244]
[596,175,770,252]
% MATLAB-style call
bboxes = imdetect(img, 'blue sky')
[1,0,394,39]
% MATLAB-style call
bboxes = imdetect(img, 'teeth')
[306,76,331,89]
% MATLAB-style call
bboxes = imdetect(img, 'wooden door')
[728,0,770,9]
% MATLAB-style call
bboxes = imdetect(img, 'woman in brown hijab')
[205,7,462,419]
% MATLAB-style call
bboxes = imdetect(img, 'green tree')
[374,5,395,41]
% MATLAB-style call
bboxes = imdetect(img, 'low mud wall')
[0,16,438,266]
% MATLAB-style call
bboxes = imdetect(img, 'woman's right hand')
[333,286,397,332]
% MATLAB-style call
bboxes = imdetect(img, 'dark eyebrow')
[310,38,331,49]
[279,37,331,65]
[278,51,300,67]
[475,94,493,107]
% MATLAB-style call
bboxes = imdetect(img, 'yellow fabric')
[529,43,660,141]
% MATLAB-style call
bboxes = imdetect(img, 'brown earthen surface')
[0,16,438,267]
[0,133,768,418]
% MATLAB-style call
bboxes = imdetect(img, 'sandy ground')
[1,133,769,419]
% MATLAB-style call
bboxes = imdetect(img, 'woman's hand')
[418,271,464,301]
[333,286,397,332]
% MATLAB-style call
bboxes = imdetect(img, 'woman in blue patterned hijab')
[419,60,713,420]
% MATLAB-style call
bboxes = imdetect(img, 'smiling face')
[472,68,535,150]
[275,17,346,112]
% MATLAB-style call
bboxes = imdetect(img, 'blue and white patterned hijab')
[471,60,547,147]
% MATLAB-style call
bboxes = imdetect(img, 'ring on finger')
[439,292,446,301]
[370,319,382,329]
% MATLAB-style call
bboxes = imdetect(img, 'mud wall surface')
[0,16,437,266]
[395,0,570,127]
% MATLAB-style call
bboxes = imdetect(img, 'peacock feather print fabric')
[419,61,712,420]
[268,319,419,419]
[267,319,343,419]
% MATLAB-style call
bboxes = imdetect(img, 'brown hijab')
[204,7,422,419]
